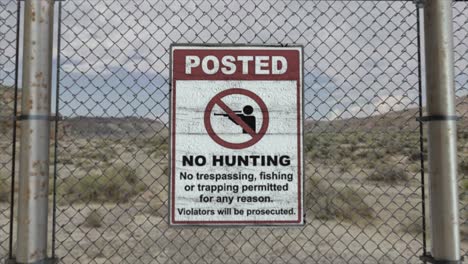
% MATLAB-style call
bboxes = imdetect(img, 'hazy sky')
[1,0,467,121]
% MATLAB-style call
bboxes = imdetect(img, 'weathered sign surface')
[170,45,303,225]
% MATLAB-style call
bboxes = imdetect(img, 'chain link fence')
[55,1,424,263]
[0,0,467,263]
[453,1,468,258]
[0,0,18,260]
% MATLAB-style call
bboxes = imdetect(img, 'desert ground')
[0,86,467,263]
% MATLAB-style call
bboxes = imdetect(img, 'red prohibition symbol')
[204,88,269,149]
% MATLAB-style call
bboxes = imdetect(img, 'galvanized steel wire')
[0,0,467,263]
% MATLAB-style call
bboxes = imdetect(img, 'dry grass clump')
[61,164,145,203]
[462,179,468,191]
[461,159,468,174]
[140,136,169,157]
[83,209,103,228]
[406,148,422,162]
[0,181,10,202]
[367,164,409,183]
[307,178,373,223]
[0,171,11,202]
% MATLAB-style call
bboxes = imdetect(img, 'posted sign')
[170,45,303,225]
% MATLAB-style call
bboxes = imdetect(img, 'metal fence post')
[15,0,55,263]
[422,0,461,263]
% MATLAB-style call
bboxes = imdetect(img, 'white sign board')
[170,45,303,225]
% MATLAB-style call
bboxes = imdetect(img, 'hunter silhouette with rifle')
[214,105,256,134]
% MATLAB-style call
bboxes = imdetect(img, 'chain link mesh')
[0,0,17,260]
[55,1,425,263]
[0,0,467,263]
[453,1,468,259]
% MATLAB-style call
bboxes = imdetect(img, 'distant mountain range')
[1,85,466,138]
[51,94,468,138]
[61,116,167,138]
[305,95,467,133]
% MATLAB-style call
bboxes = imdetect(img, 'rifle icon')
[213,111,241,116]
[213,105,256,134]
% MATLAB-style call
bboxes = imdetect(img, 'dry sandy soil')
[0,94,466,263]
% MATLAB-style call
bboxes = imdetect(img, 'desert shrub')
[95,140,112,150]
[61,164,145,203]
[368,164,409,183]
[407,148,422,162]
[338,158,354,172]
[337,145,353,159]
[57,156,74,165]
[463,179,468,191]
[461,179,468,200]
[75,144,114,164]
[460,179,468,204]
[384,143,402,155]
[354,149,368,160]
[368,149,386,161]
[83,209,103,228]
[399,138,416,150]
[381,133,419,156]
[353,149,387,169]
[0,181,10,202]
[460,159,468,173]
[407,163,421,173]
[307,178,373,223]
[87,150,111,163]
[306,135,355,163]
[458,127,468,140]
[141,136,169,157]
[77,144,87,151]
[74,159,96,170]
[57,150,74,165]
[304,134,318,151]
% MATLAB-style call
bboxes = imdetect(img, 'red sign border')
[169,45,303,226]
